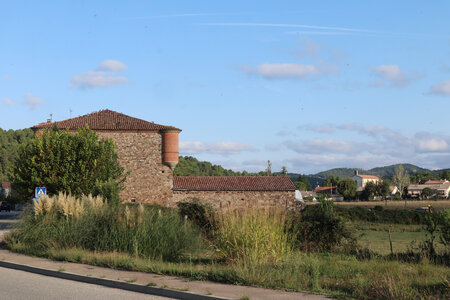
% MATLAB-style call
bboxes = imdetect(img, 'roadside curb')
[0,260,230,300]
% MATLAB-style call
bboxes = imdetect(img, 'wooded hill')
[0,128,34,181]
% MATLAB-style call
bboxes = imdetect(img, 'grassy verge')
[4,243,449,300]
[5,196,449,299]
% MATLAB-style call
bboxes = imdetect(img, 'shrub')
[293,198,355,252]
[8,193,201,261]
[11,126,125,198]
[177,199,215,236]
[211,208,295,266]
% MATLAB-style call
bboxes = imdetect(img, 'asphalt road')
[0,267,174,300]
[0,211,20,241]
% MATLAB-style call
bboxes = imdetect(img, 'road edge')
[0,260,229,300]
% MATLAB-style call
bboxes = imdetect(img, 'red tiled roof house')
[352,170,380,191]
[32,110,181,204]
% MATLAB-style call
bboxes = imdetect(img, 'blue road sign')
[35,187,47,199]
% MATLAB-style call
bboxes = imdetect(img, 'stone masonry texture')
[96,131,173,204]
[171,190,296,209]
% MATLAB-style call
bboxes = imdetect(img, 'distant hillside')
[312,164,429,179]
[368,164,429,178]
[315,168,361,179]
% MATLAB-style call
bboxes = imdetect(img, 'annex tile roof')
[424,180,450,184]
[31,109,181,132]
[173,176,296,191]
[1,182,11,189]
[356,174,379,180]
[314,186,336,192]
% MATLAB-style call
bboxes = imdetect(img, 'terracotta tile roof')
[31,109,181,132]
[173,176,296,191]
[1,182,11,189]
[356,174,379,180]
[424,180,449,184]
[314,186,336,192]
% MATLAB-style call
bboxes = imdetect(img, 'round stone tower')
[162,129,180,169]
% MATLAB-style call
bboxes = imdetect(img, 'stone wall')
[96,131,173,204]
[171,190,296,209]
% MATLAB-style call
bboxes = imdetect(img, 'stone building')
[32,110,181,204]
[31,110,296,208]
[173,176,296,209]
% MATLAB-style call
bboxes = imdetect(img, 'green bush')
[335,206,428,224]
[8,193,201,261]
[177,199,215,236]
[291,198,355,252]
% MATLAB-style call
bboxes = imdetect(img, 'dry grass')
[309,200,450,210]
[211,207,295,266]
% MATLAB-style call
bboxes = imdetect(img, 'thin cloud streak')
[121,13,212,20]
[202,22,375,33]
[286,31,359,36]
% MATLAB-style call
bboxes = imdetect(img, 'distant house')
[0,182,11,197]
[389,185,398,196]
[352,170,380,191]
[314,186,338,195]
[313,186,343,201]
[424,180,450,185]
[408,182,450,199]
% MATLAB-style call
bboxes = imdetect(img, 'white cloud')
[180,141,256,156]
[70,71,128,89]
[70,60,128,89]
[96,60,127,72]
[243,62,338,80]
[429,80,450,96]
[1,75,10,80]
[298,125,335,134]
[1,98,13,106]
[416,139,449,152]
[23,94,43,110]
[285,139,363,154]
[337,123,388,136]
[371,65,412,88]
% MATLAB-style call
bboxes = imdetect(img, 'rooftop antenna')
[47,113,53,123]
[69,108,72,118]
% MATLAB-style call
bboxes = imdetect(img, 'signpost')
[34,187,46,202]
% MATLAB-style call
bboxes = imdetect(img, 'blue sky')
[1,1,450,174]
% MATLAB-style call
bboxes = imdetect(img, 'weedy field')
[3,194,449,300]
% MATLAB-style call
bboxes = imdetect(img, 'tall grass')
[8,193,201,261]
[211,208,295,266]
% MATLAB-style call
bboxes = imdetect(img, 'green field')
[353,221,446,255]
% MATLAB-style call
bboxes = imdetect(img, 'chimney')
[355,170,359,176]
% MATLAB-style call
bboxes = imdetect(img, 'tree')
[280,166,287,175]
[361,181,377,201]
[392,165,410,201]
[422,187,434,199]
[376,179,391,199]
[11,126,125,198]
[322,175,341,187]
[294,174,312,191]
[266,160,272,176]
[0,128,33,181]
[337,178,357,200]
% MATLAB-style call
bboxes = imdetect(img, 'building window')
[131,198,136,203]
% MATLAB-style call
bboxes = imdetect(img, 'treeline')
[0,128,34,181]
[410,170,450,184]
[174,156,279,176]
